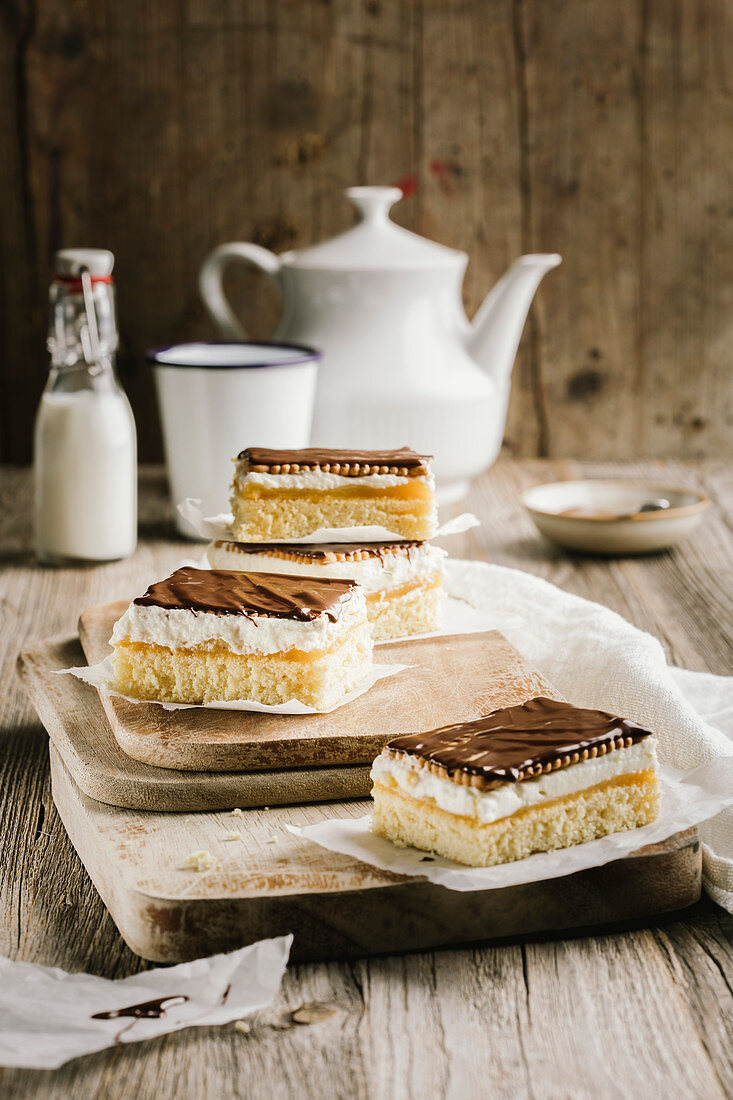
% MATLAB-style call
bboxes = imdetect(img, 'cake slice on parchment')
[109,566,372,710]
[207,539,446,641]
[371,697,660,867]
[230,447,438,542]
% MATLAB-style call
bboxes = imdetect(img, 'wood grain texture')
[514,0,643,458]
[48,746,702,966]
[1,461,732,1098]
[78,605,557,771]
[1,1,732,464]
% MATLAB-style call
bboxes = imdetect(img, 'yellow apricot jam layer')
[366,573,443,604]
[115,638,339,665]
[237,481,433,504]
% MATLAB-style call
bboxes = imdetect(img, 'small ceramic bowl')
[522,479,710,555]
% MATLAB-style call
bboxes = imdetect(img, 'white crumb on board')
[180,849,218,872]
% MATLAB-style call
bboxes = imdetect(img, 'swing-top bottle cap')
[54,249,115,278]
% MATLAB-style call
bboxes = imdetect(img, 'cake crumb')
[266,834,279,844]
[180,850,218,872]
[224,831,243,842]
[292,1003,338,1025]
[230,808,244,818]
[234,1019,252,1034]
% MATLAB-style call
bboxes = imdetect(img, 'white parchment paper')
[374,594,494,645]
[60,656,408,714]
[178,498,479,543]
[288,761,733,891]
[0,934,291,1069]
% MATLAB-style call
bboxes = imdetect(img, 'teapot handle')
[198,243,282,339]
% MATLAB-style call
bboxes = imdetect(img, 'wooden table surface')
[1,459,732,1099]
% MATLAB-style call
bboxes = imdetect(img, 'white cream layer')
[371,737,658,825]
[206,542,446,595]
[235,469,435,494]
[111,585,368,656]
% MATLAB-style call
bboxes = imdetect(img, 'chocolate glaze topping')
[386,697,653,788]
[237,446,432,476]
[214,539,422,563]
[133,566,355,622]
[92,995,189,1021]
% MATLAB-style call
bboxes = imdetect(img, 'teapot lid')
[287,187,465,271]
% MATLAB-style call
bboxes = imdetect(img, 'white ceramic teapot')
[199,186,560,501]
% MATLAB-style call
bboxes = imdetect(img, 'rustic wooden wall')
[1,0,731,464]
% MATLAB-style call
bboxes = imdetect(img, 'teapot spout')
[467,254,561,383]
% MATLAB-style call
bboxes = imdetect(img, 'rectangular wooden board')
[17,634,371,811]
[49,745,702,964]
[78,601,560,773]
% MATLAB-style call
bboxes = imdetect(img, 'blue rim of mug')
[146,340,322,369]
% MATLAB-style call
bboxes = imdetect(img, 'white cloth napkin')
[442,559,733,909]
[0,935,292,1069]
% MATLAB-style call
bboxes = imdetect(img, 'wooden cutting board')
[21,633,703,963]
[48,745,702,964]
[78,601,560,773]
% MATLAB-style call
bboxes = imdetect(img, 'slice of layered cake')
[230,447,437,542]
[207,539,446,641]
[109,566,372,709]
[371,697,660,866]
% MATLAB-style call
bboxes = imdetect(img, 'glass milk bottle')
[34,249,137,563]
